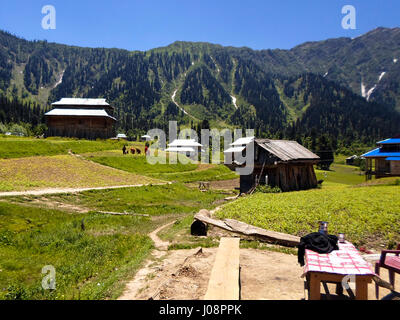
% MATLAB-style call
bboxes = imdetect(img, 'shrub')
[254,184,282,194]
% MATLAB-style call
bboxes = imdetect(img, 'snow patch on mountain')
[362,72,386,101]
[171,90,187,115]
[231,95,238,109]
[210,56,220,73]
[361,82,367,98]
[53,70,65,89]
[366,85,377,101]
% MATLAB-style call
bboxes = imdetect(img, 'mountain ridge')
[0,27,399,145]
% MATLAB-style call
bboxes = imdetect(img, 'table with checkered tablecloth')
[303,241,375,300]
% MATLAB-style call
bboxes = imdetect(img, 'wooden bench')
[204,237,240,300]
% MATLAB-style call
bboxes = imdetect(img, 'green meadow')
[86,151,238,183]
[0,136,140,159]
[216,165,400,248]
[315,163,365,186]
[0,184,227,300]
[0,136,398,300]
[33,183,227,215]
[0,201,153,300]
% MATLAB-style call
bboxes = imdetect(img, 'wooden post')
[309,273,321,300]
[355,277,369,300]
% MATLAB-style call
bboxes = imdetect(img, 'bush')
[254,184,282,194]
[9,124,28,136]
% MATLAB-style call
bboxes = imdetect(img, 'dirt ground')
[118,219,394,301]
[186,178,239,191]
[119,245,394,300]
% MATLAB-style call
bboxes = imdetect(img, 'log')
[194,212,300,247]
[97,211,149,217]
[191,220,208,236]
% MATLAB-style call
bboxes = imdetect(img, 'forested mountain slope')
[0,27,399,144]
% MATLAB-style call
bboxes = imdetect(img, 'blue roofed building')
[362,136,400,180]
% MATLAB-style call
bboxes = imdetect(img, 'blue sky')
[0,0,398,51]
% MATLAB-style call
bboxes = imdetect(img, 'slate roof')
[165,147,196,152]
[224,146,246,153]
[168,139,203,147]
[52,98,110,107]
[229,137,255,146]
[255,139,319,161]
[45,108,116,120]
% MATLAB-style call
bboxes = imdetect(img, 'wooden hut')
[165,139,203,158]
[225,139,320,193]
[346,155,358,165]
[45,98,116,139]
[362,136,400,180]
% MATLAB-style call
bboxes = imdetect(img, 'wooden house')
[225,138,320,193]
[362,137,400,180]
[45,98,116,139]
[165,139,203,158]
[346,155,358,165]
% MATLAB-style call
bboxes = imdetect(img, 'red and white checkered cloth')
[303,241,375,275]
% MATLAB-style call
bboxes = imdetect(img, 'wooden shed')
[45,98,116,139]
[225,139,320,193]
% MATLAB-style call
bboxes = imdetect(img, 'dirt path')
[118,215,391,300]
[118,220,176,300]
[186,178,239,191]
[149,221,176,251]
[118,218,306,300]
[0,182,170,198]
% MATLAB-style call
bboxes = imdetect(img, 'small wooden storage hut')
[225,138,320,193]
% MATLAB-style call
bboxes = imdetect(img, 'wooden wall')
[46,116,115,139]
[390,161,400,175]
[375,158,390,173]
[252,163,318,192]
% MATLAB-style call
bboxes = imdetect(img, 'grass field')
[216,183,400,248]
[315,163,365,186]
[0,136,141,159]
[0,201,154,300]
[0,155,158,192]
[86,151,238,183]
[1,139,398,300]
[33,183,227,215]
[0,183,226,299]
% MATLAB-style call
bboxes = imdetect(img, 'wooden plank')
[204,237,240,300]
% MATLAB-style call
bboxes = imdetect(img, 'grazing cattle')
[136,148,141,155]
[130,148,136,155]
